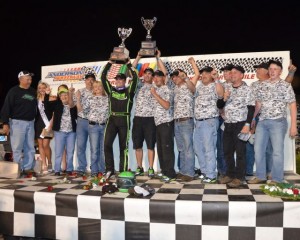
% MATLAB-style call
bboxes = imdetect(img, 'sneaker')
[55,172,60,176]
[247,177,266,184]
[148,168,154,177]
[202,177,217,184]
[160,175,176,183]
[198,174,206,180]
[227,178,242,188]
[104,171,115,180]
[267,174,272,180]
[194,168,202,177]
[180,174,194,182]
[219,175,233,184]
[135,166,144,176]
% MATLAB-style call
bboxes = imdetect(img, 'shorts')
[132,116,156,150]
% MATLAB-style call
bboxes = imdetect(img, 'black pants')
[156,121,176,178]
[104,116,130,173]
[223,121,246,180]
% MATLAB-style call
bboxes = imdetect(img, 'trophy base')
[110,47,129,63]
[140,48,157,57]
[141,40,156,49]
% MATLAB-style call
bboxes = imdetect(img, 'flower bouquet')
[260,183,300,200]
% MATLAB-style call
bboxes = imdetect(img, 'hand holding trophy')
[110,27,132,63]
[140,17,158,57]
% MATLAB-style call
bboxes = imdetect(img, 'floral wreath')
[260,183,300,200]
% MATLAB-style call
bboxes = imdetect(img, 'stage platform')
[0,172,300,240]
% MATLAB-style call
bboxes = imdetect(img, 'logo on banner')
[45,66,102,81]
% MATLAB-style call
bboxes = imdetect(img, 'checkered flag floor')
[0,172,300,240]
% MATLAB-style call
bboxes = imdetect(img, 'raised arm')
[211,69,224,98]
[127,59,138,99]
[285,61,297,83]
[156,50,168,76]
[132,51,142,68]
[188,57,200,86]
[101,62,113,94]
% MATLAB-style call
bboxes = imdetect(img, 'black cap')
[85,74,96,79]
[268,60,283,69]
[220,64,234,71]
[232,65,245,74]
[200,66,213,73]
[144,67,154,75]
[114,73,126,80]
[253,62,269,70]
[153,70,165,77]
[170,69,186,78]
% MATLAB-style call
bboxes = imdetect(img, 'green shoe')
[160,175,176,183]
[148,168,155,177]
[135,166,144,176]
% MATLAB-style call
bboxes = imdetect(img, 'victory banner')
[42,50,295,172]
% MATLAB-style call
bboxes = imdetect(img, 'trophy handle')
[128,28,132,36]
[152,17,157,26]
[141,17,145,25]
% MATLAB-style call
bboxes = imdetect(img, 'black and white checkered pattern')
[0,173,299,240]
[165,57,283,76]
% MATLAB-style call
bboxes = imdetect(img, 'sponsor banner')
[42,50,296,172]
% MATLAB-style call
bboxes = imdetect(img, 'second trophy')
[140,17,158,57]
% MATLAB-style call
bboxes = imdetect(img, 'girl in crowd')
[35,82,55,173]
[44,85,77,175]
[76,81,109,177]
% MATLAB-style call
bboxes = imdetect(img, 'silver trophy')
[140,17,158,56]
[110,27,132,63]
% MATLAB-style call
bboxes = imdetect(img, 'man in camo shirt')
[217,64,234,178]
[248,60,297,184]
[150,69,177,182]
[191,66,224,183]
[69,74,95,176]
[217,65,255,188]
[169,57,199,182]
[131,50,165,177]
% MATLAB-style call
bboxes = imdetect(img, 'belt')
[89,121,106,126]
[111,112,130,116]
[196,117,215,121]
[174,117,193,122]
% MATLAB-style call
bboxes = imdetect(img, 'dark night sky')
[1,0,300,106]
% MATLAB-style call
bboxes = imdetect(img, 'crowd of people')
[0,51,298,188]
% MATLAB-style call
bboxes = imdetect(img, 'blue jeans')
[88,124,105,174]
[246,138,273,175]
[9,119,35,170]
[216,117,226,175]
[54,131,76,173]
[174,118,195,177]
[76,117,89,172]
[254,118,287,182]
[194,118,218,179]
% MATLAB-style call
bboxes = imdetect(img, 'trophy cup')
[140,17,158,56]
[110,27,132,63]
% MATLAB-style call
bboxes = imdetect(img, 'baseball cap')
[170,69,187,78]
[144,67,154,75]
[85,73,96,79]
[114,73,126,80]
[220,64,234,71]
[18,70,34,78]
[200,66,213,73]
[268,60,283,69]
[232,65,245,74]
[153,70,165,77]
[58,87,68,95]
[253,62,269,70]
